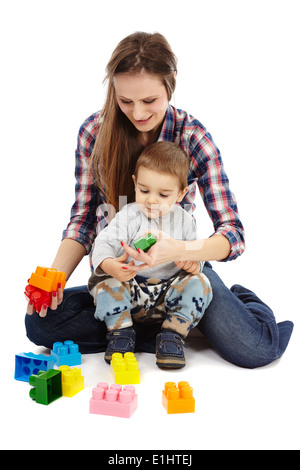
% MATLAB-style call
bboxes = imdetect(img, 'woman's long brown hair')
[90,32,177,211]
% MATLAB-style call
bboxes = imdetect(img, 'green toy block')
[133,233,157,252]
[29,370,62,405]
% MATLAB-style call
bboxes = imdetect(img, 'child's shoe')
[104,327,136,364]
[155,330,186,369]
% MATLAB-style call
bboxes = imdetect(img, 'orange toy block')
[162,381,195,414]
[28,266,66,293]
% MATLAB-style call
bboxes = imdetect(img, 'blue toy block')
[50,340,81,367]
[14,353,56,382]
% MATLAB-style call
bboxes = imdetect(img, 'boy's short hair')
[134,142,189,190]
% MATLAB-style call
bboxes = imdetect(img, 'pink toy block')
[89,382,137,418]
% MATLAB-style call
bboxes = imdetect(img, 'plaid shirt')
[63,105,245,261]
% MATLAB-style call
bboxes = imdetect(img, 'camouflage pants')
[89,270,213,338]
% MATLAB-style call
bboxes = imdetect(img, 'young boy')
[88,141,212,368]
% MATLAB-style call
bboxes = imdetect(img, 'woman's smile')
[135,115,153,125]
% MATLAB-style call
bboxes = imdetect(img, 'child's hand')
[100,252,137,282]
[121,231,200,275]
[175,260,200,274]
[120,230,177,271]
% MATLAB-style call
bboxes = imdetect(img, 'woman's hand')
[121,230,182,272]
[25,283,64,318]
[100,252,137,282]
[175,260,200,274]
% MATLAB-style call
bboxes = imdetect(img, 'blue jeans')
[25,263,294,368]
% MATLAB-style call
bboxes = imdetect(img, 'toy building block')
[58,366,84,397]
[111,352,140,384]
[25,266,67,312]
[133,233,157,252]
[89,382,138,418]
[15,352,56,382]
[24,284,52,312]
[162,381,195,414]
[29,370,62,405]
[28,266,66,293]
[50,340,81,367]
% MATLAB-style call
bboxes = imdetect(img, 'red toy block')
[24,284,52,312]
[89,382,138,418]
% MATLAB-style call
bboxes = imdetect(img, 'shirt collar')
[157,104,176,142]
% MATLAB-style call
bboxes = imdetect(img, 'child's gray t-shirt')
[92,202,201,280]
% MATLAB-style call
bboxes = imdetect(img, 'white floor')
[3,192,300,451]
[2,295,299,451]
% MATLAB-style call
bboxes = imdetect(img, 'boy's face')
[132,166,188,218]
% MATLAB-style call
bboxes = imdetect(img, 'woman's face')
[114,71,169,137]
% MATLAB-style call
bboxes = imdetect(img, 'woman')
[25,32,293,368]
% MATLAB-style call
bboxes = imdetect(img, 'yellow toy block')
[111,352,140,385]
[29,266,67,293]
[162,381,195,414]
[58,366,84,397]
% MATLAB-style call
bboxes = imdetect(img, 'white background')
[1,0,299,451]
